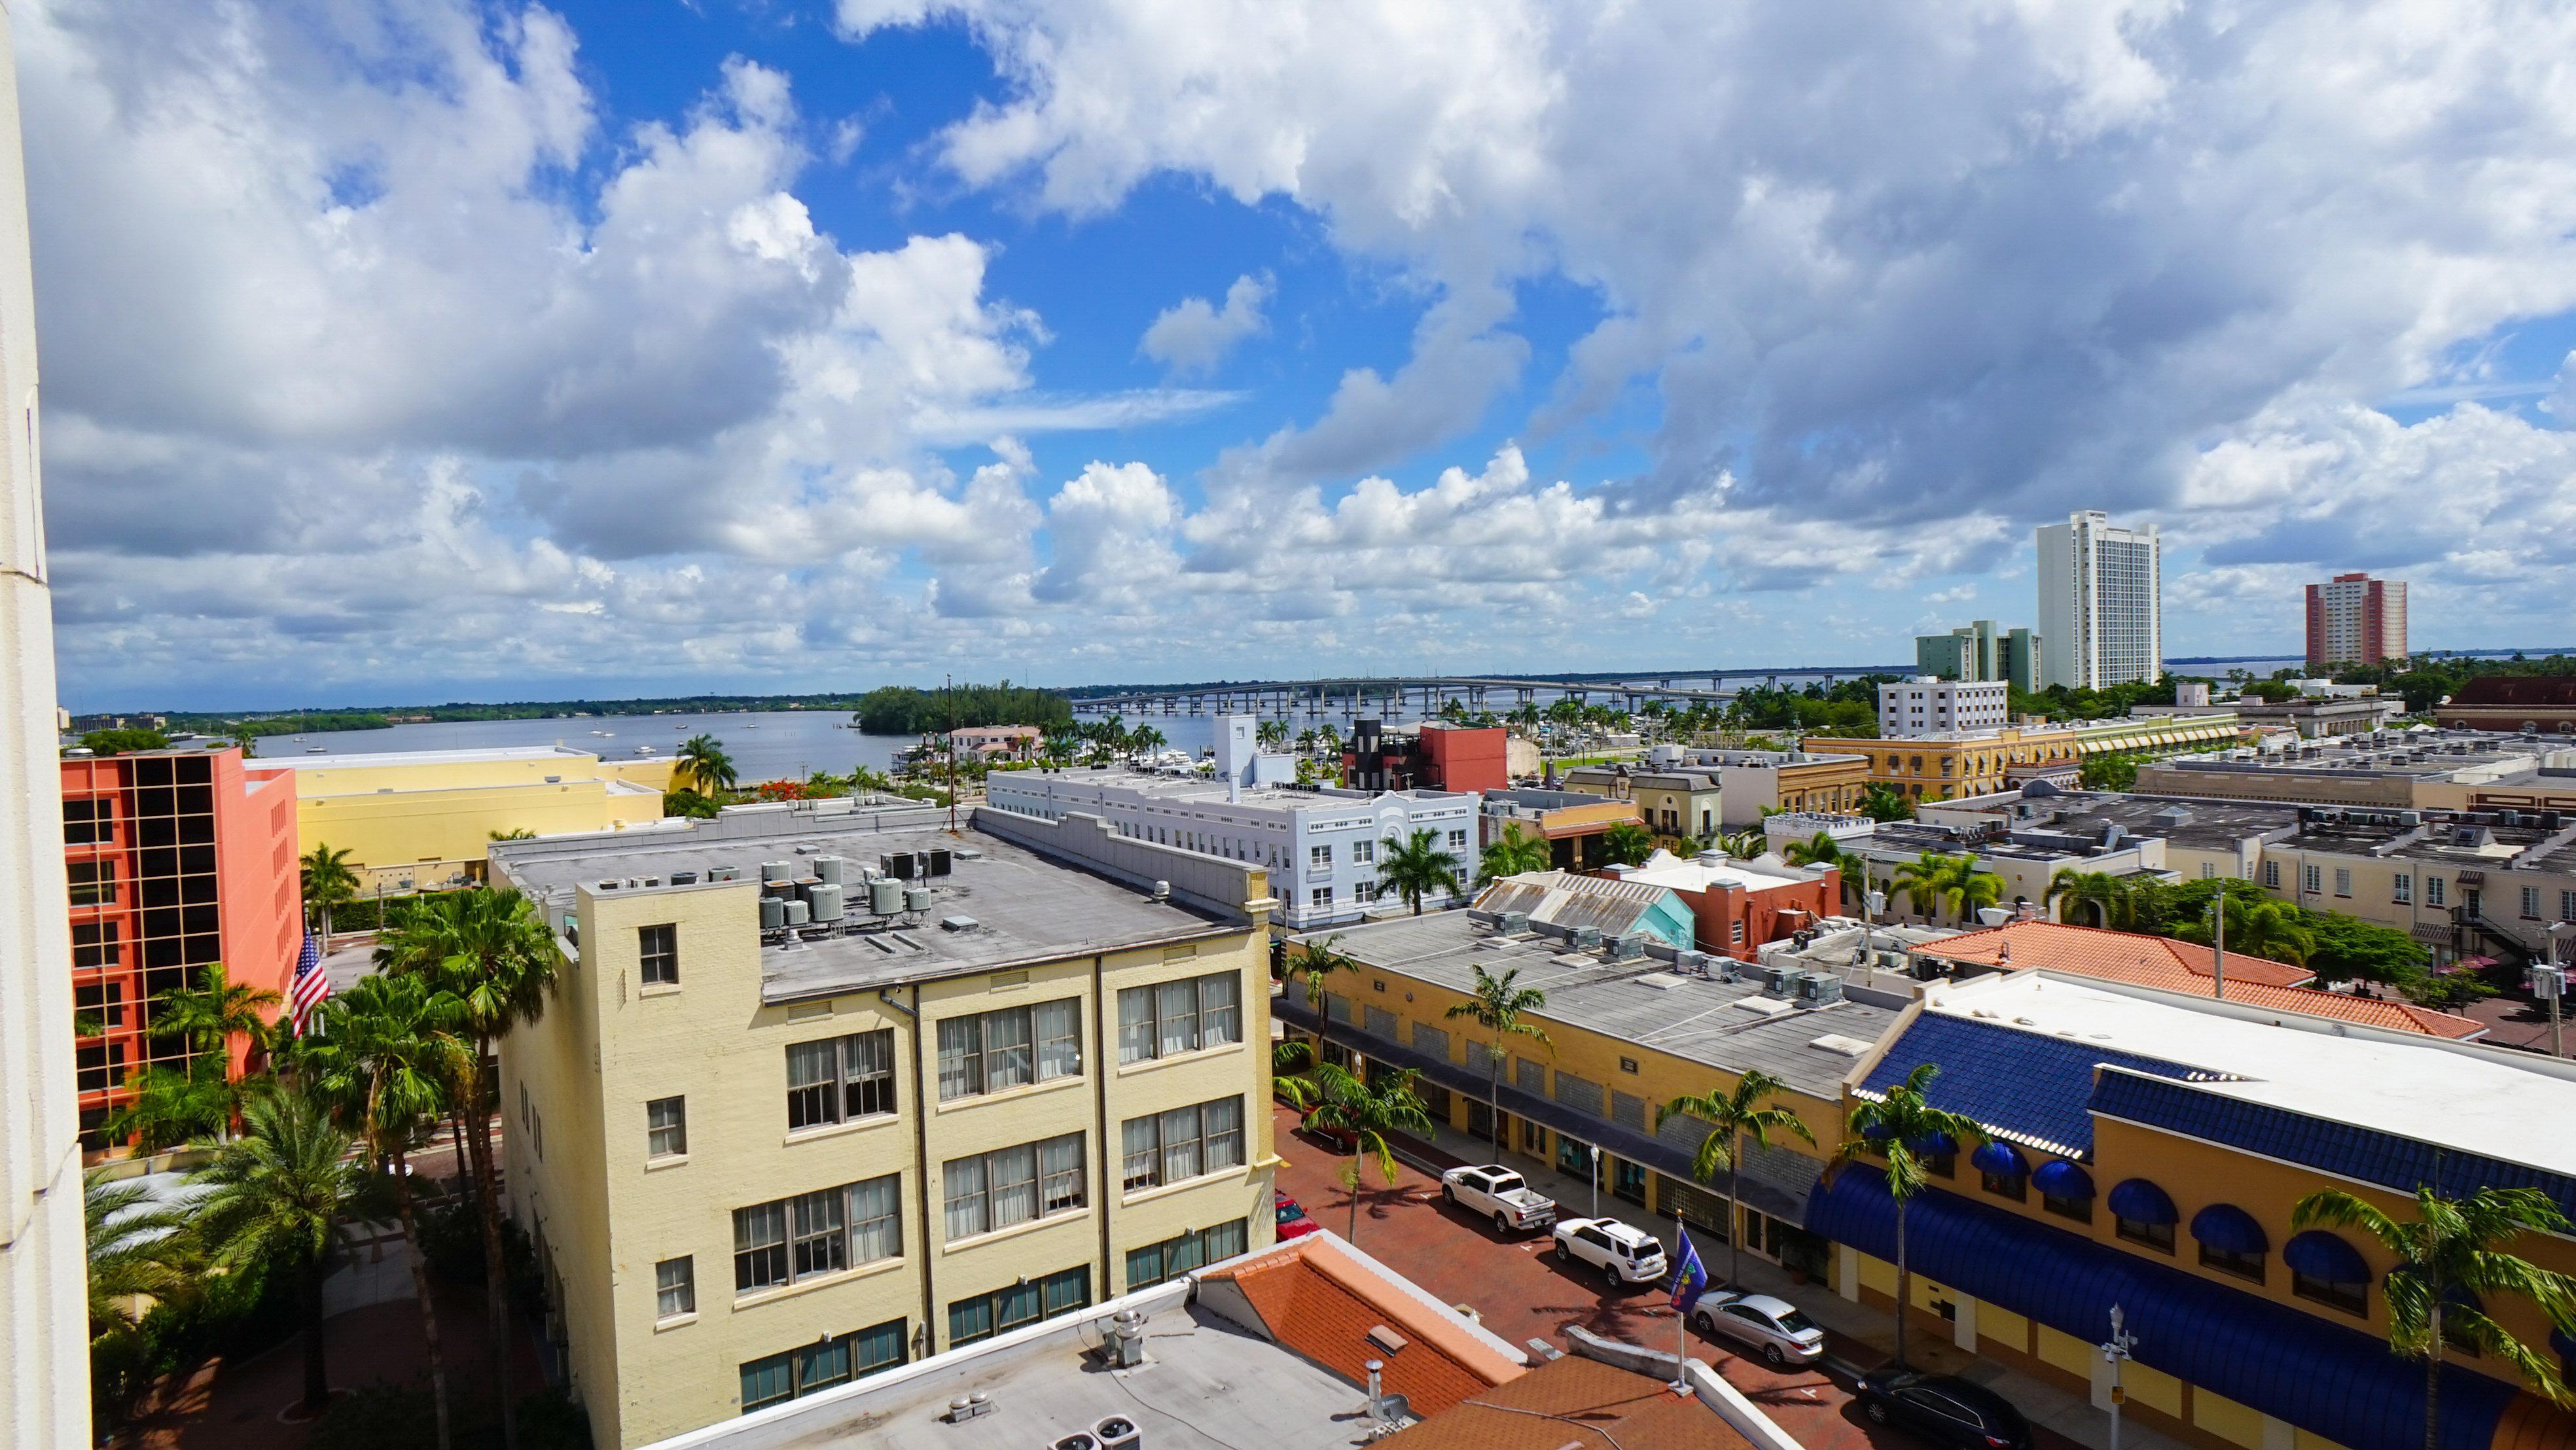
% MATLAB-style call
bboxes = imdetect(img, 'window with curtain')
[939,1002,1082,1101]
[1120,1096,1245,1192]
[986,1010,1035,1092]
[989,1143,1039,1227]
[1118,972,1246,1063]
[736,1175,902,1294]
[1036,999,1081,1080]
[1040,1135,1085,1214]
[850,1175,901,1264]
[945,1134,1085,1241]
[1160,1103,1204,1184]
[1158,979,1200,1057]
[788,1030,899,1130]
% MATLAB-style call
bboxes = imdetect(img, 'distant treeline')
[233,712,393,736]
[853,683,1074,736]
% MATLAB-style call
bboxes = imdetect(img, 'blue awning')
[1910,1132,1960,1158]
[2191,1204,2268,1256]
[2282,1230,2369,1284]
[1972,1141,2028,1178]
[2107,1178,2178,1225]
[2031,1160,2094,1199]
[1806,1165,2518,1450]
[2553,1326,2575,1360]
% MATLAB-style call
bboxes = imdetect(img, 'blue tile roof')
[2088,1070,2576,1220]
[1858,1011,2217,1161]
[1807,1165,2520,1450]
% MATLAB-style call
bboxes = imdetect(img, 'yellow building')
[284,745,673,891]
[492,804,1279,1449]
[1808,713,2242,803]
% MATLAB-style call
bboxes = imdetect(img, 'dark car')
[1852,1371,2033,1450]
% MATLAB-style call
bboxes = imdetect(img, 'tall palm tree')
[1128,724,1168,763]
[1476,823,1552,885]
[1840,1063,1986,1369]
[85,1167,196,1338]
[1377,829,1463,915]
[2047,869,2134,929]
[191,1085,369,1415]
[1888,852,1951,922]
[1445,964,1550,1157]
[149,961,283,1069]
[1257,718,1290,749]
[2294,1184,2576,1450]
[1276,1061,1433,1244]
[1935,854,2005,925]
[105,1054,253,1153]
[300,843,360,940]
[1658,1070,1817,1294]
[1783,832,1863,911]
[675,734,736,797]
[1287,936,1360,1014]
[382,887,556,1450]
[2175,895,2317,967]
[310,975,471,1450]
[1600,821,1656,868]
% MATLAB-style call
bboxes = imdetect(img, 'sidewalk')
[1395,1115,2190,1450]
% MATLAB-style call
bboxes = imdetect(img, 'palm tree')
[1888,851,1951,922]
[1276,1061,1433,1244]
[1476,823,1552,885]
[382,887,557,1449]
[1658,1070,1817,1295]
[85,1167,196,1338]
[150,960,284,1068]
[2294,1184,2576,1450]
[310,974,471,1450]
[1717,828,1768,861]
[1128,725,1168,763]
[1783,832,1863,911]
[2047,870,2134,929]
[105,1054,257,1153]
[300,843,360,940]
[676,734,736,797]
[1257,718,1290,749]
[1859,783,1912,823]
[192,1085,369,1415]
[1444,964,1550,1157]
[1377,829,1463,915]
[1840,1063,1985,1369]
[1287,936,1359,1014]
[2175,895,2317,967]
[1600,821,1656,868]
[1937,853,2005,926]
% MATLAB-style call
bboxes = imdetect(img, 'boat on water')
[306,746,326,753]
[634,745,658,756]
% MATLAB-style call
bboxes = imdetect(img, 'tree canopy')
[853,682,1074,735]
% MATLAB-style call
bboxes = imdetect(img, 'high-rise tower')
[2035,511,2162,692]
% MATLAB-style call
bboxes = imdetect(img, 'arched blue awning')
[1909,1131,1959,1158]
[2191,1204,2268,1256]
[2282,1230,2369,1284]
[2552,1325,2576,1359]
[2107,1178,2178,1225]
[2031,1160,2094,1199]
[1972,1141,2028,1178]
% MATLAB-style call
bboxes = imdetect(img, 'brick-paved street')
[1270,1103,2098,1450]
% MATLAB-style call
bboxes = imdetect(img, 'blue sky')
[23,0,2576,709]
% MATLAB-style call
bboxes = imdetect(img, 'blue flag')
[1670,1226,1710,1314]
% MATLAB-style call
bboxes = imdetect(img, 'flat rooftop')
[998,768,1475,811]
[1924,787,2304,851]
[493,812,1229,1002]
[2155,726,2576,783]
[1303,911,1903,1098]
[1926,974,2576,1176]
[1621,852,1813,894]
[281,744,603,771]
[1861,820,2149,868]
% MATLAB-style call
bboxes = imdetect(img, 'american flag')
[289,930,331,1036]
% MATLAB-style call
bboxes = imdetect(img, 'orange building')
[60,747,301,1149]
[1620,852,1842,961]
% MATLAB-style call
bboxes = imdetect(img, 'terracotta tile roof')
[1926,919,2315,988]
[1375,1354,1745,1450]
[1198,1235,1524,1419]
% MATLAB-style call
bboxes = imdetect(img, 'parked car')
[1851,1370,2034,1450]
[1689,1290,1828,1368]
[1551,1217,1668,1284]
[1274,1190,1321,1241]
[1440,1163,1558,1233]
[1299,1110,1357,1153]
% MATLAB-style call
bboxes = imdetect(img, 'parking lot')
[1268,1103,2114,1450]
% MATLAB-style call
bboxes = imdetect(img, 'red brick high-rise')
[2304,573,2407,668]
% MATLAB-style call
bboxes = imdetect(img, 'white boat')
[634,745,657,755]
[306,746,326,753]
[591,730,608,736]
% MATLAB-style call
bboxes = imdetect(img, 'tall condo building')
[0,3,90,1441]
[1913,618,2043,693]
[2305,572,2407,667]
[2034,510,2162,691]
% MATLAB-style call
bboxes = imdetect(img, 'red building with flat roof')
[1342,720,1509,794]
[61,748,300,1149]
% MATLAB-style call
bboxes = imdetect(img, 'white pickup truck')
[1440,1163,1558,1233]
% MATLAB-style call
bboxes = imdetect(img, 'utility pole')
[944,672,958,835]
[2102,1304,2139,1450]
[2210,887,2226,1000]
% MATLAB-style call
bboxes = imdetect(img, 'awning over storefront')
[1806,1166,2522,1450]
[2031,1160,2093,1199]
[2282,1229,2369,1284]
[2107,1177,2178,1225]
[2190,1203,2268,1255]
[1971,1141,2027,1178]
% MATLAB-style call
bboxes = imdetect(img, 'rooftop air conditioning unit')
[1570,925,1601,949]
[596,879,620,891]
[1498,911,1529,935]
[1605,933,1644,961]
[1797,972,1845,1006]
[668,870,698,885]
[1760,963,1797,997]
[1094,1416,1142,1450]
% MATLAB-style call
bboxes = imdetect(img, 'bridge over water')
[1065,666,1910,718]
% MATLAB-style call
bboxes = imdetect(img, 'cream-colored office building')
[289,745,674,892]
[492,803,1279,1448]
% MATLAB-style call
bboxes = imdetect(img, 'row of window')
[1120,1097,1247,1192]
[2268,861,2576,923]
[943,1133,1089,1241]
[938,999,1082,1100]
[738,1318,906,1413]
[1126,1218,1249,1290]
[732,1176,904,1294]
[1117,972,1242,1063]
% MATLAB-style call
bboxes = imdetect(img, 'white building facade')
[2035,510,2162,691]
[1876,677,2009,737]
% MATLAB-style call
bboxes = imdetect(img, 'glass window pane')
[1204,1218,1247,1262]
[855,1318,906,1377]
[949,1297,994,1347]
[1035,999,1082,1081]
[844,1029,897,1118]
[989,1144,1039,1228]
[936,1016,982,1101]
[1160,1104,1202,1184]
[656,1256,694,1318]
[996,1279,1043,1332]
[741,1353,795,1413]
[1198,974,1241,1045]
[1202,1097,1243,1171]
[1157,980,1199,1057]
[1043,1265,1088,1317]
[734,1201,788,1292]
[1123,1115,1160,1192]
[1117,986,1155,1064]
[985,1008,1034,1092]
[851,1174,903,1264]
[787,1040,839,1129]
[791,1187,847,1280]
[1126,1243,1163,1289]
[796,1335,851,1394]
[943,1156,988,1241]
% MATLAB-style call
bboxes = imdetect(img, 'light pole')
[2102,1304,2139,1450]
[2539,925,2569,1057]
[1588,1142,1601,1220]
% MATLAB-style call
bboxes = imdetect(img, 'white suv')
[1550,1217,1669,1284]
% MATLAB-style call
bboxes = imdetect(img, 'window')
[647,1096,687,1159]
[2200,1243,2265,1284]
[2524,886,2543,919]
[2393,874,2412,905]
[71,921,119,970]
[1351,840,1374,864]
[1981,1169,2026,1202]
[949,1267,1087,1347]
[1310,886,1333,909]
[1448,829,1468,849]
[2427,876,2446,908]
[738,1320,904,1414]
[639,923,678,985]
[2564,891,2576,922]
[944,1133,1085,1241]
[1122,1096,1245,1192]
[788,1029,897,1131]
[2293,1269,2367,1315]
[1116,972,1242,1063]
[1310,844,1332,867]
[656,1257,695,1320]
[74,980,124,1031]
[67,860,115,908]
[62,798,111,845]
[2116,1216,2175,1252]
[937,1000,1081,1101]
[2302,864,2322,894]
[2263,860,2281,889]
[1730,921,1746,946]
[2043,1192,2093,1224]
[733,1175,904,1294]
[2333,868,2352,898]
[1126,1219,1249,1288]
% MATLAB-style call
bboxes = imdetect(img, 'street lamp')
[1588,1142,1601,1220]
[2102,1305,2139,1450]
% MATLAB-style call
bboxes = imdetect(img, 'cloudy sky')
[27,0,2576,711]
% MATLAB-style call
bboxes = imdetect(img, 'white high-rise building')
[1878,677,2010,737]
[0,3,92,1444]
[2035,510,2162,692]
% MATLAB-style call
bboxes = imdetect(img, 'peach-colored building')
[60,747,300,1150]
